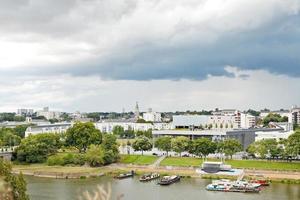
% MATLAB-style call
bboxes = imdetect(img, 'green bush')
[47,153,86,166]
[47,155,64,166]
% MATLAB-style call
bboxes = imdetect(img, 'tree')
[247,140,267,158]
[0,159,29,200]
[136,129,153,138]
[112,125,124,136]
[223,139,242,159]
[15,133,61,163]
[14,125,30,138]
[65,122,102,152]
[247,109,260,117]
[101,134,119,163]
[0,128,21,146]
[155,136,172,156]
[132,136,152,155]
[85,145,105,167]
[171,136,189,156]
[285,130,300,158]
[190,138,216,159]
[262,113,288,127]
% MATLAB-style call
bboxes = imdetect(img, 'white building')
[260,110,290,118]
[17,108,34,116]
[289,106,300,125]
[143,108,162,122]
[240,113,256,129]
[172,113,240,130]
[95,120,170,133]
[25,123,72,137]
[36,107,61,120]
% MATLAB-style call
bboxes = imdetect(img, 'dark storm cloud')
[0,0,299,80]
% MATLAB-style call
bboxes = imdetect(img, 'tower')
[134,102,140,120]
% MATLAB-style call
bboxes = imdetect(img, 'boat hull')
[158,176,180,185]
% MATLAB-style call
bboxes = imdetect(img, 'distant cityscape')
[0,103,299,152]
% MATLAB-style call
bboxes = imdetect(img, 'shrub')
[47,155,64,166]
[85,145,105,167]
[47,153,86,166]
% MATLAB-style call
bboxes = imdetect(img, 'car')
[182,154,189,157]
[152,153,158,156]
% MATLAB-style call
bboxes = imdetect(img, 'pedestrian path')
[149,155,166,168]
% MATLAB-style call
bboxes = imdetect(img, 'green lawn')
[160,157,203,167]
[119,155,158,165]
[226,160,300,171]
[160,157,300,171]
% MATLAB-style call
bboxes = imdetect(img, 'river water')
[25,176,300,200]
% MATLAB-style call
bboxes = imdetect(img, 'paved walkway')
[149,155,166,168]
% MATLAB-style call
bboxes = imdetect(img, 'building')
[260,109,290,118]
[95,119,170,133]
[143,108,162,122]
[36,107,61,120]
[153,123,294,150]
[240,113,256,129]
[134,102,140,121]
[17,108,34,116]
[289,106,300,125]
[95,120,152,133]
[25,123,72,137]
[172,114,240,130]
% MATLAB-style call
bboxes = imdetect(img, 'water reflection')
[25,176,300,200]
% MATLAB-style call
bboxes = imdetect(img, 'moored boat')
[115,170,134,179]
[158,175,180,185]
[139,173,160,182]
[206,179,261,193]
[250,179,270,186]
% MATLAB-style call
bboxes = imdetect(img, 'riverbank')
[12,162,300,183]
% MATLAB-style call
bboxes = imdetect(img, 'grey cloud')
[0,0,299,80]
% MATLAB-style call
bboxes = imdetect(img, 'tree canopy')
[0,159,29,200]
[15,133,61,163]
[132,136,152,155]
[65,122,102,152]
[155,136,172,156]
[171,136,189,156]
[222,139,242,159]
[189,138,216,158]
[262,113,288,126]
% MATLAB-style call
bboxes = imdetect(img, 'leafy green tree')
[190,138,216,158]
[14,125,30,138]
[247,140,267,158]
[112,125,124,136]
[101,134,119,163]
[49,118,59,124]
[65,122,102,152]
[85,145,105,167]
[171,136,189,156]
[155,136,172,156]
[262,113,288,126]
[136,129,152,138]
[285,130,300,158]
[0,159,29,200]
[15,133,61,163]
[247,109,260,117]
[0,128,21,146]
[223,139,242,159]
[132,136,152,155]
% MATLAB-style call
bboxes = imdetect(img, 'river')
[25,176,300,200]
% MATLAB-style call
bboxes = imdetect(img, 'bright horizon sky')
[0,0,299,113]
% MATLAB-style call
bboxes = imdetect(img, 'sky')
[0,0,300,112]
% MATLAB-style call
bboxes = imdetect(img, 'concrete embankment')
[12,164,300,182]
